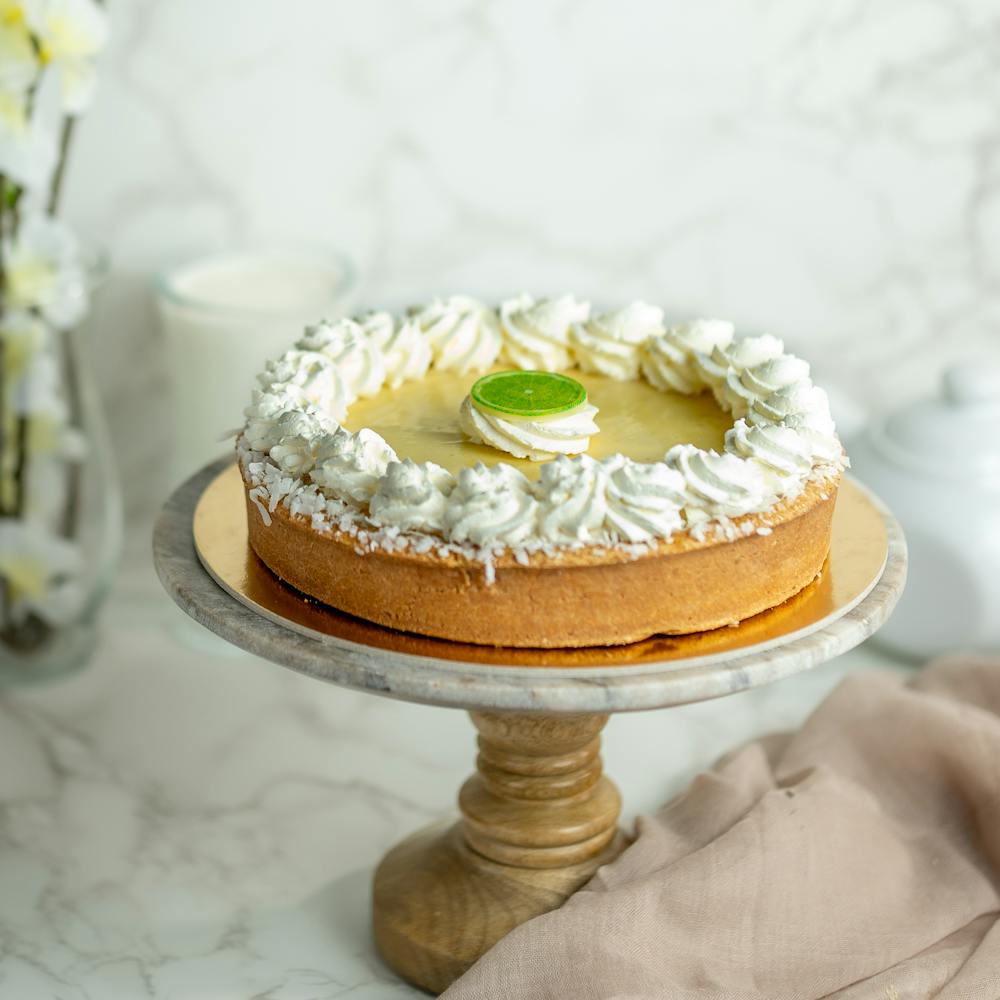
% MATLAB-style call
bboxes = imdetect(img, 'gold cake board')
[193,463,888,669]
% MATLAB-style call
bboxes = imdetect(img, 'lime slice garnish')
[470,370,587,418]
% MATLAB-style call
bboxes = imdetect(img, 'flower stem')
[13,414,28,515]
[0,173,6,297]
[47,117,84,539]
[0,340,7,516]
[59,329,82,538]
[47,116,77,215]
[0,175,7,519]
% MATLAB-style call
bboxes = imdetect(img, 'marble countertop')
[0,525,910,999]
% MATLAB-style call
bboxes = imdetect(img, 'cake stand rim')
[153,457,907,713]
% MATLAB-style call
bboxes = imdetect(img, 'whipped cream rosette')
[355,310,432,389]
[499,293,590,371]
[459,370,600,462]
[640,319,734,395]
[571,301,664,380]
[410,295,501,374]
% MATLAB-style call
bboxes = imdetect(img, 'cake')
[236,295,845,647]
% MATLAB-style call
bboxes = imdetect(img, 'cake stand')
[153,459,906,995]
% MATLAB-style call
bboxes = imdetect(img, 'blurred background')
[2,2,998,997]
[64,0,1000,514]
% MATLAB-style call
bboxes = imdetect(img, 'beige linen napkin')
[443,655,1000,1000]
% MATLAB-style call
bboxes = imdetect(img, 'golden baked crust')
[242,466,841,648]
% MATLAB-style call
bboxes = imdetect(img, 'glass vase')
[0,247,123,685]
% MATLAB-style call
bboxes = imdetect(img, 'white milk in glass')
[156,248,355,488]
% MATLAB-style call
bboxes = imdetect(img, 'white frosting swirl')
[310,426,397,503]
[359,311,432,389]
[444,463,539,545]
[739,354,810,397]
[353,310,395,343]
[725,418,813,488]
[748,384,841,463]
[695,334,785,411]
[411,295,501,374]
[665,444,772,517]
[459,396,599,461]
[499,293,590,370]
[257,349,352,422]
[298,319,386,398]
[726,334,786,371]
[692,343,731,396]
[368,459,456,533]
[640,319,734,394]
[268,408,337,476]
[571,301,664,380]
[536,455,610,543]
[783,416,842,464]
[715,335,787,416]
[243,387,308,452]
[723,353,810,419]
[604,456,686,542]
[749,381,831,426]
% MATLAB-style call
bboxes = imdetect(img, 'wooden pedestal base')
[372,712,625,994]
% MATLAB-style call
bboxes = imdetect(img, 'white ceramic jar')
[847,361,1000,659]
[155,247,356,490]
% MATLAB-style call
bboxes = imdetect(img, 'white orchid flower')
[0,4,39,95]
[22,574,85,625]
[0,88,58,188]
[0,308,47,383]
[3,212,87,327]
[20,452,66,521]
[30,411,85,458]
[0,87,28,132]
[0,518,83,626]
[0,316,82,451]
[18,353,66,419]
[23,0,108,114]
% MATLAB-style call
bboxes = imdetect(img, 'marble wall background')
[63,0,1000,514]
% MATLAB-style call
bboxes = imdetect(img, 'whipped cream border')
[238,296,845,571]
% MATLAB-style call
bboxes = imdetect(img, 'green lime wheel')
[470,371,587,419]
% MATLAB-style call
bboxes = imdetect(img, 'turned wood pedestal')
[154,461,906,996]
[373,712,625,993]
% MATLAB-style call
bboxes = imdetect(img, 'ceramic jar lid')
[878,361,1000,479]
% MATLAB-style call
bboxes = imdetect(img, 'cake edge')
[241,464,841,648]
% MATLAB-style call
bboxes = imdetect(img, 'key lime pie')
[236,295,845,647]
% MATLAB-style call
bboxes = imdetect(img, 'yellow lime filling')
[344,368,731,479]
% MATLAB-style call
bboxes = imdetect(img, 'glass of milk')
[155,246,355,488]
